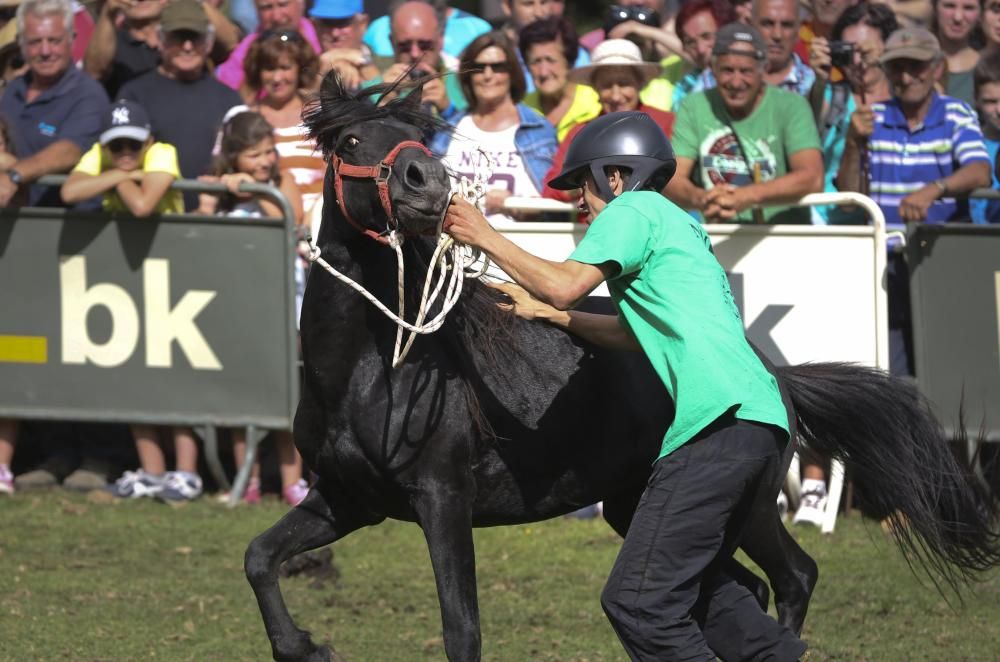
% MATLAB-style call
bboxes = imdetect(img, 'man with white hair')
[752,0,815,95]
[0,0,108,207]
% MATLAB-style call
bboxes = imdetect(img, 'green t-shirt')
[569,191,790,460]
[672,85,821,224]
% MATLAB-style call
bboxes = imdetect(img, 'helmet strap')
[588,163,626,204]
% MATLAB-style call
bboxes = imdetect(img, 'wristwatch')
[6,168,22,186]
[933,179,948,196]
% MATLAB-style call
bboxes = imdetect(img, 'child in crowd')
[64,101,201,502]
[199,109,308,507]
[61,100,183,215]
[971,52,1000,223]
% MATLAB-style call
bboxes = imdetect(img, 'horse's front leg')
[245,479,383,661]
[415,482,481,661]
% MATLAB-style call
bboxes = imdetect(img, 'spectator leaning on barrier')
[310,0,378,90]
[837,26,990,375]
[836,26,990,227]
[363,0,491,60]
[216,0,321,92]
[0,0,109,208]
[666,23,824,223]
[119,0,243,211]
[971,51,1000,223]
[752,0,816,95]
[520,15,600,142]
[60,99,183,215]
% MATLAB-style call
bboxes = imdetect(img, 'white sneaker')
[109,469,164,499]
[793,490,828,527]
[157,471,203,502]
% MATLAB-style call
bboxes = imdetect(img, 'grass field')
[1,491,998,661]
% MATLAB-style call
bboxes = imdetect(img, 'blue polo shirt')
[0,66,109,207]
[869,93,990,229]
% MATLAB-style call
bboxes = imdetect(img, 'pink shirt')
[215,18,321,91]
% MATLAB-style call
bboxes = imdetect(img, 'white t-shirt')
[442,115,540,223]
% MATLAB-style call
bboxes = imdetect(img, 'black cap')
[100,100,152,145]
[711,23,766,61]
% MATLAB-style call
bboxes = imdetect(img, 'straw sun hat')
[568,39,661,87]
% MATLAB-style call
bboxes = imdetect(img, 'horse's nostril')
[405,162,426,188]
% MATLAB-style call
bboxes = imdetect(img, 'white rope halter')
[306,151,492,368]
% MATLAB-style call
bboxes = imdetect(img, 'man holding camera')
[372,0,463,116]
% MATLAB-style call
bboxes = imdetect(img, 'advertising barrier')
[0,179,300,431]
[908,223,1000,443]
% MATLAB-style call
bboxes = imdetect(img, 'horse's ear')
[399,82,425,114]
[319,70,349,106]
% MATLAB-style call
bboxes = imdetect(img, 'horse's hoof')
[309,645,339,662]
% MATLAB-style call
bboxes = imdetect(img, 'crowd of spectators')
[0,0,998,521]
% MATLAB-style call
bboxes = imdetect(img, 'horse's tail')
[779,362,1000,592]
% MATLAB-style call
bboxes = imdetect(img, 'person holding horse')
[443,110,806,660]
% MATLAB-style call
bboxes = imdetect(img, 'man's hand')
[0,153,16,172]
[320,49,365,88]
[810,36,832,82]
[444,195,498,248]
[101,0,133,17]
[489,281,557,321]
[847,104,874,144]
[899,185,940,222]
[703,184,752,222]
[0,172,18,206]
[420,75,450,114]
[382,62,412,85]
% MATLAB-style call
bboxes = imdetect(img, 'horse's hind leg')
[245,480,382,662]
[741,503,818,635]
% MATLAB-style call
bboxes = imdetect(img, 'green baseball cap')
[161,0,210,35]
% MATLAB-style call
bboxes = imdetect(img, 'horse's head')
[305,73,453,241]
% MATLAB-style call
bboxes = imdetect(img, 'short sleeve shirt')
[73,141,184,214]
[569,191,789,459]
[672,85,821,224]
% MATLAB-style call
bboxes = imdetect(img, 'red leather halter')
[330,140,432,244]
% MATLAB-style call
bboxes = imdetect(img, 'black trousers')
[601,417,806,662]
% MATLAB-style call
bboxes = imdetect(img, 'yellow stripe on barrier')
[0,335,48,364]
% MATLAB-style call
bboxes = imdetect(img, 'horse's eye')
[346,136,360,148]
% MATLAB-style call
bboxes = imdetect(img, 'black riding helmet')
[548,111,677,203]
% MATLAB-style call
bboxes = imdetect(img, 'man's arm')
[493,282,641,351]
[204,1,242,59]
[115,171,175,217]
[9,140,84,182]
[898,161,992,222]
[836,104,873,193]
[83,0,127,81]
[445,197,611,310]
[663,156,707,211]
[61,169,131,203]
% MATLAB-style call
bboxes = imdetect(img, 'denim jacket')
[429,103,557,193]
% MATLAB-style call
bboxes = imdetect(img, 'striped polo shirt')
[869,93,990,229]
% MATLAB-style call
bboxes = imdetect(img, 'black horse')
[245,76,1000,662]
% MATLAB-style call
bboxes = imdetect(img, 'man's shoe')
[14,468,58,490]
[109,470,164,499]
[792,490,828,527]
[63,468,108,492]
[158,471,203,503]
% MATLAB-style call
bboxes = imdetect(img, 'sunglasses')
[107,138,145,153]
[472,61,512,75]
[395,39,435,52]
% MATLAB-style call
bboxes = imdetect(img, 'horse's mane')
[303,71,452,157]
